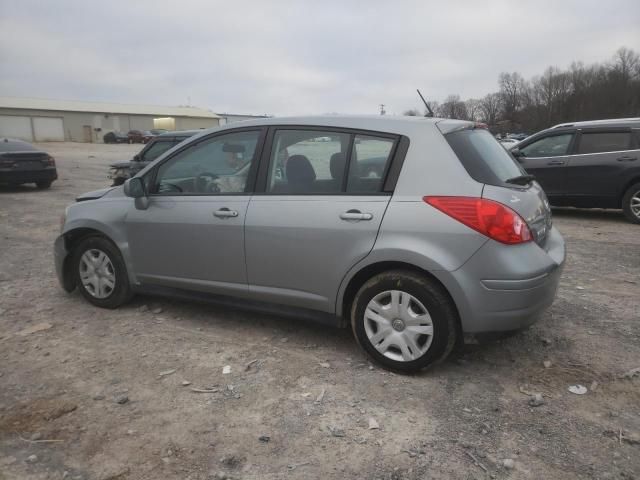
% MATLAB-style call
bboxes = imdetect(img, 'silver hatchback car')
[55,116,565,371]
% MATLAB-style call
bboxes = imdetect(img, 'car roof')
[156,129,203,138]
[551,117,640,129]
[0,138,39,152]
[176,115,472,139]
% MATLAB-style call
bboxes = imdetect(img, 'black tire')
[622,182,640,224]
[71,236,132,309]
[351,270,458,372]
[36,180,52,189]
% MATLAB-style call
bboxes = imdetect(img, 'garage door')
[0,115,33,141]
[33,117,64,142]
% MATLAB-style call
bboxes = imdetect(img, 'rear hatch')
[440,123,553,247]
[0,151,52,171]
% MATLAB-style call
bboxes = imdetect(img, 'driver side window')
[153,130,260,195]
[519,133,573,158]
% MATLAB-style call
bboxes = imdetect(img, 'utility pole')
[379,104,386,115]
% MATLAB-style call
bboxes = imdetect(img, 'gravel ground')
[1,142,639,480]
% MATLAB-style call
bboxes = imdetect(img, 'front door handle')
[340,210,373,221]
[617,156,637,162]
[547,160,566,166]
[214,208,239,218]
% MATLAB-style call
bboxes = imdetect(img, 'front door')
[517,131,575,202]
[245,128,397,313]
[125,129,263,296]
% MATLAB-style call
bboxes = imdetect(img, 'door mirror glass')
[124,177,146,198]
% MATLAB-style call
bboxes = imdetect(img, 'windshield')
[445,128,525,186]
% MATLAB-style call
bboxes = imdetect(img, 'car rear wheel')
[622,182,640,224]
[72,236,132,308]
[36,180,52,189]
[351,270,457,372]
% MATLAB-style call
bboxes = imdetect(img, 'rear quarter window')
[445,128,524,186]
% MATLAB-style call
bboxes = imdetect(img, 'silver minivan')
[55,116,565,371]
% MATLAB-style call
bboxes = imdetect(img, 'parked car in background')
[508,133,529,141]
[103,131,129,144]
[0,138,57,189]
[127,130,145,144]
[142,129,169,143]
[511,118,640,223]
[108,130,198,186]
[56,116,565,372]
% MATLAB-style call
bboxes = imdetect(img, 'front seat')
[286,155,315,192]
[329,152,346,183]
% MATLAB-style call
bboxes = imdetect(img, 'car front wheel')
[622,182,640,224]
[72,236,132,308]
[351,270,457,372]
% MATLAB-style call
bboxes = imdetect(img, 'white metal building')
[0,97,220,143]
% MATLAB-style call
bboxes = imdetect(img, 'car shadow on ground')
[551,206,627,223]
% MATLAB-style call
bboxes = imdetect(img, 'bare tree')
[438,95,468,119]
[479,93,501,126]
[498,72,527,122]
[465,99,482,122]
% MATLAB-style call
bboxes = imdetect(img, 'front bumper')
[54,235,75,292]
[437,226,566,333]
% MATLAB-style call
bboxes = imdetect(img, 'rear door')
[516,131,575,202]
[564,128,637,207]
[244,127,401,313]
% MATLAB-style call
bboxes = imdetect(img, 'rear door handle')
[340,210,373,221]
[214,208,239,218]
[617,156,637,162]
[547,160,566,166]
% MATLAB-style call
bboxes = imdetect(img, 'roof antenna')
[417,89,434,117]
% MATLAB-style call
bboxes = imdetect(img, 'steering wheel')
[195,172,220,193]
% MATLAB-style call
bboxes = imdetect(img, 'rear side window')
[519,133,573,158]
[445,128,524,186]
[347,135,394,193]
[577,132,631,154]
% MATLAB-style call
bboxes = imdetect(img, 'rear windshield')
[445,128,524,186]
[0,139,37,152]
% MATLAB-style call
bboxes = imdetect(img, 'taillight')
[424,196,532,245]
[47,156,55,166]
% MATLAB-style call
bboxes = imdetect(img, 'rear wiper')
[505,174,535,185]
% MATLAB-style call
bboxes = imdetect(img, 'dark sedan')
[127,130,145,144]
[142,129,169,143]
[103,131,129,144]
[0,138,57,189]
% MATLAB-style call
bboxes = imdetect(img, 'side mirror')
[133,154,140,161]
[123,177,146,198]
[511,148,523,158]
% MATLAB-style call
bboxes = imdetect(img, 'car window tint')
[519,134,573,158]
[577,132,631,154]
[267,130,350,194]
[446,128,524,185]
[142,141,180,162]
[154,130,260,195]
[347,135,394,193]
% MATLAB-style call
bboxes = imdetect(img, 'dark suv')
[511,118,640,223]
[109,130,198,186]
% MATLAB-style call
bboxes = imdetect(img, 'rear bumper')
[54,235,75,292]
[436,226,565,333]
[0,168,57,184]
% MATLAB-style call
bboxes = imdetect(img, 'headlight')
[60,206,70,232]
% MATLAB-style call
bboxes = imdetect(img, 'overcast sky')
[1,0,638,116]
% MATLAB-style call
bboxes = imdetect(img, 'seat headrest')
[286,155,315,186]
[330,152,346,180]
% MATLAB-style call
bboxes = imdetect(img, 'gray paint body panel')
[55,115,565,335]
